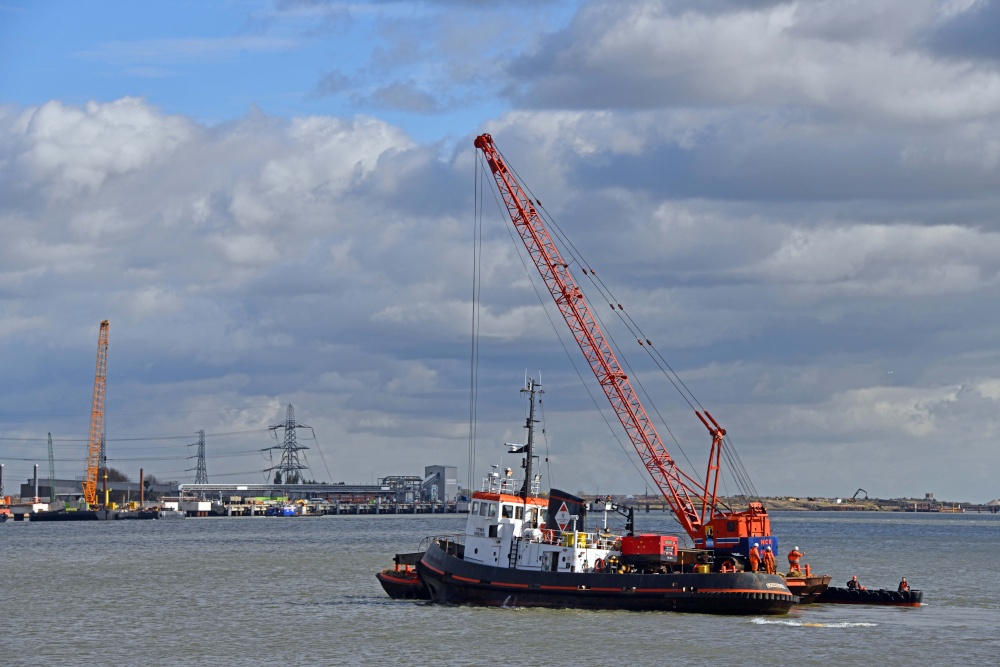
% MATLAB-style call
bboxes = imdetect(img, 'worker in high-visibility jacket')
[763,546,776,574]
[787,546,804,573]
[748,544,761,573]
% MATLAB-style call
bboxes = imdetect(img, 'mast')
[517,377,542,499]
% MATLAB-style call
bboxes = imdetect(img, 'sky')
[2,0,1000,503]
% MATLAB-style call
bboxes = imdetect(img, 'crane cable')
[469,149,486,495]
[493,144,760,504]
[477,151,669,505]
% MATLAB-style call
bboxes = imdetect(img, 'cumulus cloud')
[509,1,1000,124]
[5,1,1000,501]
[13,98,195,197]
[749,223,1000,296]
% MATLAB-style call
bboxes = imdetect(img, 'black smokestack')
[547,488,586,533]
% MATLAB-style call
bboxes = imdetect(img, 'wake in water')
[751,618,878,628]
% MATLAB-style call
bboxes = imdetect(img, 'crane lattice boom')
[81,320,109,506]
[474,134,770,546]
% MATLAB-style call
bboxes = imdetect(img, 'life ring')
[594,558,606,573]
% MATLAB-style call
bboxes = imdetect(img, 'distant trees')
[105,467,130,482]
[143,473,162,501]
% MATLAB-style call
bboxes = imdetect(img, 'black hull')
[116,511,159,520]
[28,509,118,521]
[817,587,923,607]
[417,540,796,615]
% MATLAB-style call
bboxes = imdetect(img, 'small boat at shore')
[817,586,923,607]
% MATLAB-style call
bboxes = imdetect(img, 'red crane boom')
[81,320,109,506]
[474,134,770,549]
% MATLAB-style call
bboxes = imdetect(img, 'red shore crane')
[81,320,109,506]
[474,134,773,557]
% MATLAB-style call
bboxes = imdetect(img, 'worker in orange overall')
[762,546,776,574]
[748,544,761,573]
[787,546,804,573]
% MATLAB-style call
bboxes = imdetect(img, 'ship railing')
[479,473,541,497]
[480,474,523,495]
[424,533,465,552]
[535,529,621,551]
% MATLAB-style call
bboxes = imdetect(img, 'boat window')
[502,504,513,518]
[471,501,479,514]
[488,503,497,518]
[479,502,489,516]
[515,506,523,520]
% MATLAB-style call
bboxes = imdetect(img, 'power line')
[0,428,268,443]
[0,404,280,418]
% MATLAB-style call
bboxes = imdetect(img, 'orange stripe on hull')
[422,563,445,576]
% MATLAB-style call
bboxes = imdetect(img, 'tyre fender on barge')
[816,586,923,607]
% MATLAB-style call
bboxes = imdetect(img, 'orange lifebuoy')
[594,558,606,573]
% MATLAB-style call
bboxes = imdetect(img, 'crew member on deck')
[787,546,804,573]
[898,577,909,592]
[749,544,761,573]
[847,575,865,590]
[763,546,776,574]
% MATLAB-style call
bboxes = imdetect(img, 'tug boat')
[380,380,794,614]
[412,379,795,615]
[416,484,796,614]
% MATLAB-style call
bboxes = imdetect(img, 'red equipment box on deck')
[620,534,679,564]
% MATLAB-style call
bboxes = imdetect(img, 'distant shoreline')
[589,495,996,513]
